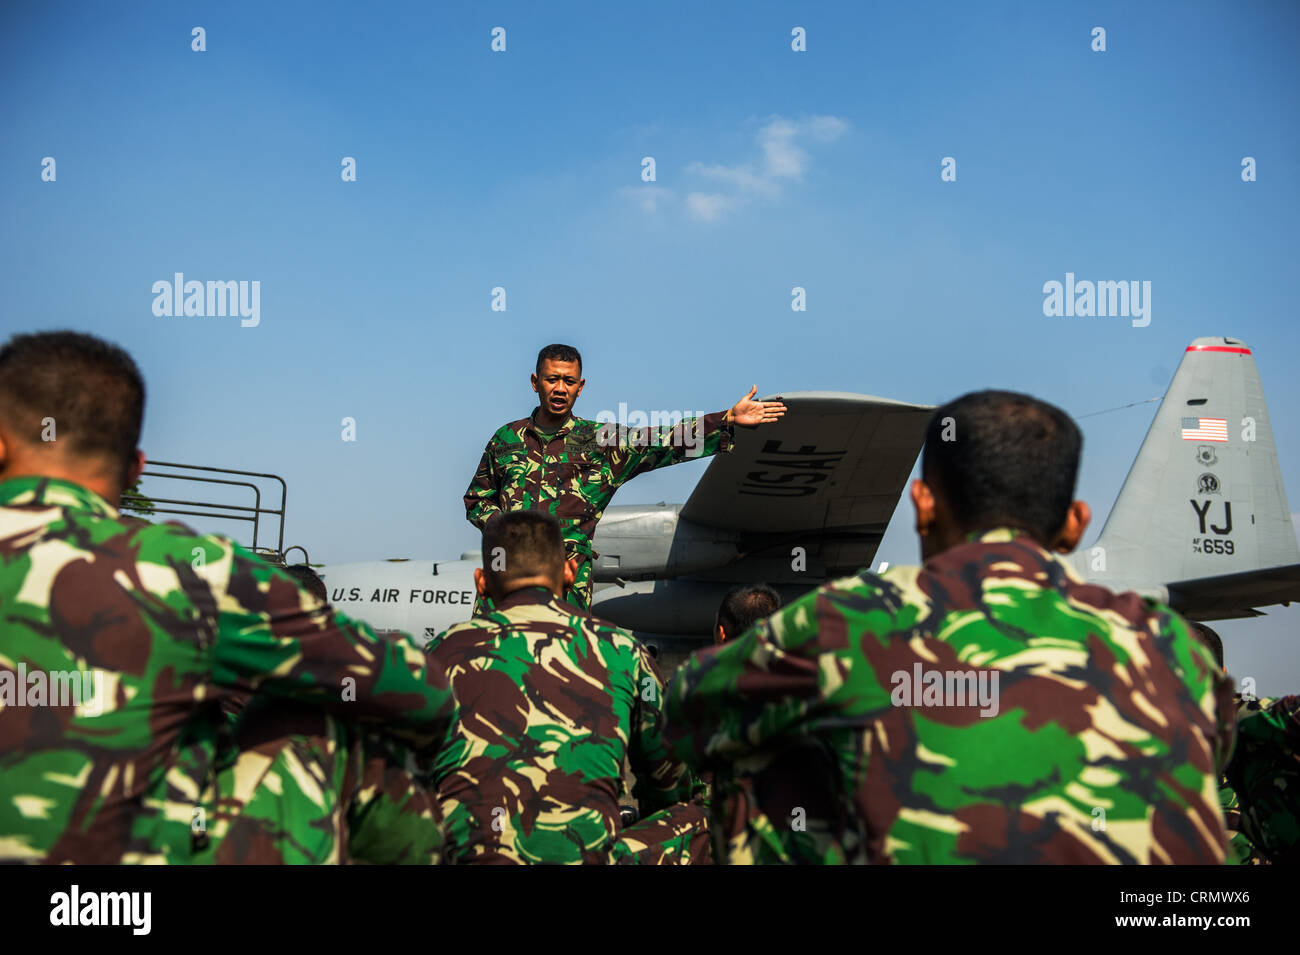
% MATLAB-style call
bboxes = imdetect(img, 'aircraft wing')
[1167,563,1300,621]
[679,392,933,577]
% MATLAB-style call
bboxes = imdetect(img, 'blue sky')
[3,1,1298,690]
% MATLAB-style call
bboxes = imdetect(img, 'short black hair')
[921,390,1082,545]
[1191,622,1224,670]
[482,510,565,585]
[536,344,582,376]
[0,331,145,482]
[285,563,328,604]
[717,583,782,641]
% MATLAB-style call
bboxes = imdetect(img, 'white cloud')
[619,184,674,215]
[688,114,847,220]
[623,114,847,223]
[685,192,734,222]
[805,115,849,142]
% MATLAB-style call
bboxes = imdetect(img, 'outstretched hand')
[730,386,787,426]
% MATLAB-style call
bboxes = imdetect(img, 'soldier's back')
[426,586,652,864]
[673,527,1234,865]
[0,477,255,863]
[845,529,1232,863]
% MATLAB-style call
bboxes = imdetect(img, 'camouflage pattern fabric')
[1219,695,1273,865]
[464,408,733,612]
[665,528,1235,865]
[425,586,706,864]
[0,476,453,864]
[682,646,845,865]
[197,700,443,864]
[610,800,711,865]
[707,745,852,865]
[1225,693,1300,864]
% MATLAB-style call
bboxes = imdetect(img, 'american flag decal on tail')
[1182,417,1228,441]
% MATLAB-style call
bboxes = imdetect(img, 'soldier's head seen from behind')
[285,563,328,604]
[714,583,782,644]
[476,510,580,604]
[531,343,584,429]
[1191,621,1225,671]
[0,331,146,504]
[911,390,1090,561]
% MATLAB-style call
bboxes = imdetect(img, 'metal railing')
[120,461,289,561]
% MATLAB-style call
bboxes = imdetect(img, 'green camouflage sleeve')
[665,587,823,768]
[628,640,696,813]
[605,411,733,484]
[209,542,454,750]
[1225,694,1300,861]
[1165,608,1238,775]
[463,440,503,530]
[1238,695,1300,747]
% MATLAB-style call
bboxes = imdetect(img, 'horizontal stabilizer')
[1167,562,1300,621]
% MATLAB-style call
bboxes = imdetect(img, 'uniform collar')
[525,408,577,439]
[493,585,589,616]
[494,584,566,611]
[0,475,119,518]
[936,526,1086,584]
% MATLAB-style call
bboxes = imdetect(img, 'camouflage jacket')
[0,476,453,864]
[665,528,1235,864]
[463,408,733,563]
[1224,693,1300,863]
[425,586,693,864]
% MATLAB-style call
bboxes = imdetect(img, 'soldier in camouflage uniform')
[0,331,453,864]
[463,343,785,612]
[1225,693,1300,863]
[666,390,1236,864]
[426,509,709,864]
[1190,623,1269,864]
[699,583,822,864]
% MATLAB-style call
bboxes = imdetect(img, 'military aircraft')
[311,336,1300,656]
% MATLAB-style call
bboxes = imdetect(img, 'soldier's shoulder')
[426,616,498,651]
[568,604,631,639]
[1131,593,1191,628]
[112,514,242,573]
[566,418,611,453]
[812,565,917,615]
[489,418,531,445]
[572,606,645,652]
[570,416,604,437]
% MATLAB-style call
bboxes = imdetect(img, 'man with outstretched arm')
[464,342,785,612]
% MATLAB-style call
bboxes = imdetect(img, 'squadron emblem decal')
[1196,445,1218,467]
[1197,473,1220,495]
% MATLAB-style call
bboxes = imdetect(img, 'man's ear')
[0,428,8,475]
[563,557,578,589]
[1050,500,1091,553]
[126,449,146,489]
[910,478,936,537]
[530,372,540,395]
[473,567,489,597]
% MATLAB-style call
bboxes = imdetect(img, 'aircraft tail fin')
[1085,337,1300,616]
